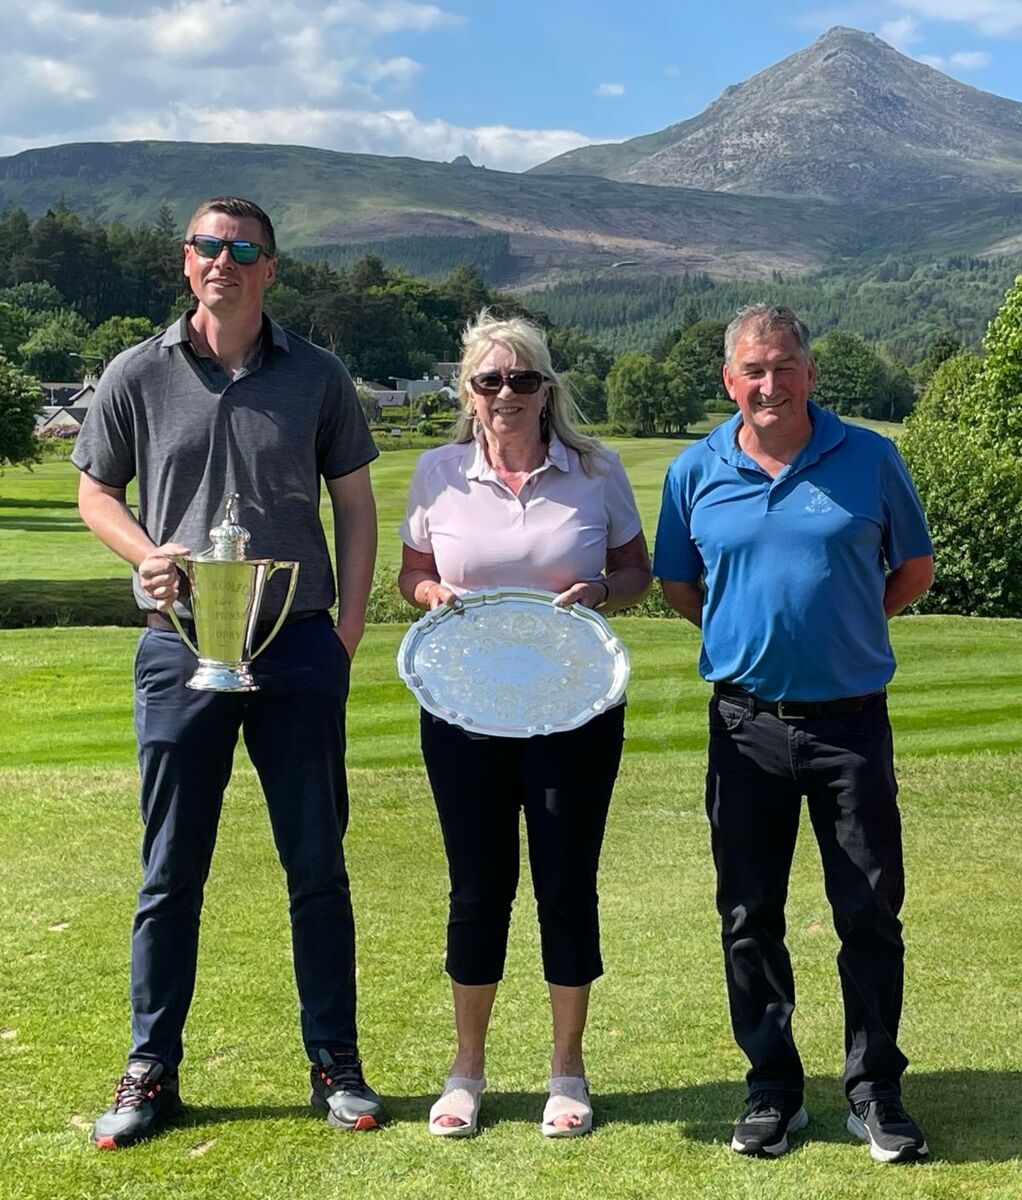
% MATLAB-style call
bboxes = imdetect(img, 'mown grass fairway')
[1,617,1020,1200]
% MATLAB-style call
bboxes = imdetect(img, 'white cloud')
[895,0,1022,36]
[594,82,625,97]
[915,47,993,68]
[3,102,610,173]
[364,56,424,84]
[321,0,459,35]
[663,65,681,77]
[879,16,922,46]
[21,56,95,101]
[0,0,608,172]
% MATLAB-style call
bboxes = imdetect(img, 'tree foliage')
[17,309,89,381]
[812,330,917,419]
[0,356,43,470]
[666,319,728,408]
[913,330,962,390]
[83,316,159,367]
[0,302,30,360]
[606,353,702,435]
[900,276,1022,617]
[812,331,889,417]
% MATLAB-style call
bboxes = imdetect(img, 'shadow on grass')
[177,1103,312,1127]
[0,497,80,510]
[0,516,89,532]
[0,578,140,627]
[176,1070,1019,1162]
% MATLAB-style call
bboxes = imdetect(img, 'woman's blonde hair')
[453,310,605,472]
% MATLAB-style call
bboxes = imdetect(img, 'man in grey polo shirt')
[73,196,384,1147]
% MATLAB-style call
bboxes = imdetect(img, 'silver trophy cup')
[166,494,299,692]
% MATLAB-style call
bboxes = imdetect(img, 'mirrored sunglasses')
[469,370,548,395]
[186,235,269,265]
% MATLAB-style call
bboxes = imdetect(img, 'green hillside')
[4,141,1022,292]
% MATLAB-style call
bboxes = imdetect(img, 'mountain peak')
[531,27,1022,203]
[815,25,884,43]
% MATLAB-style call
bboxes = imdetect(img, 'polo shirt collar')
[707,401,845,470]
[161,311,291,353]
[464,431,571,481]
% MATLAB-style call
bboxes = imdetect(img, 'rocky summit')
[531,27,1022,204]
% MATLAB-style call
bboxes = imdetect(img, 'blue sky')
[2,0,1021,171]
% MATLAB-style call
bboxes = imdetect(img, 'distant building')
[394,376,450,401]
[34,382,97,433]
[431,362,460,385]
[40,383,82,407]
[354,377,408,423]
[37,406,91,433]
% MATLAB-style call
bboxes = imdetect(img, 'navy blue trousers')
[129,614,357,1069]
[705,693,909,1103]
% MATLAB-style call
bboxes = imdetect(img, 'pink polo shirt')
[400,434,643,594]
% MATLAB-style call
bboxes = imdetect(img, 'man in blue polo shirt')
[654,304,934,1164]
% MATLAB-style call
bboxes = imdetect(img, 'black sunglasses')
[469,370,549,395]
[185,235,271,265]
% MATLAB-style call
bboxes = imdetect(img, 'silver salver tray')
[397,587,630,738]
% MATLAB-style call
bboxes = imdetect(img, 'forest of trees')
[523,257,1022,364]
[0,204,1001,465]
[0,205,535,385]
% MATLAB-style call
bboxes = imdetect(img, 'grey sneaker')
[848,1096,929,1163]
[309,1049,386,1131]
[91,1059,182,1149]
[730,1090,808,1157]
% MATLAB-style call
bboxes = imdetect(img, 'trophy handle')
[163,606,201,657]
[164,557,201,657]
[249,561,300,659]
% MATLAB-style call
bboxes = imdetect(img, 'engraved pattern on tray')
[397,588,630,737]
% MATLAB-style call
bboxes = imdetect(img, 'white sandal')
[542,1076,593,1137]
[428,1075,486,1137]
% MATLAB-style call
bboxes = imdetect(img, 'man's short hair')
[185,197,277,257]
[724,304,812,364]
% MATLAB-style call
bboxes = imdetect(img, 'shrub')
[900,298,1022,618]
[0,356,43,469]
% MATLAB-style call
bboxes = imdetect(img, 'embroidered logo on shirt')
[804,484,833,513]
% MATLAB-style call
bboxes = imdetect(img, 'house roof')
[37,406,89,430]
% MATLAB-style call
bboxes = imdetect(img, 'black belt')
[145,609,324,641]
[713,682,884,720]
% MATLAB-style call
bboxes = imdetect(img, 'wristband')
[594,578,610,608]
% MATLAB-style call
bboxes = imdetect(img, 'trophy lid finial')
[209,492,250,561]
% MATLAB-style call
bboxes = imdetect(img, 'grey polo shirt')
[72,313,379,618]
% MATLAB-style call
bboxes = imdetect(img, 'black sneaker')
[730,1091,809,1157]
[91,1059,182,1149]
[310,1049,386,1131]
[847,1096,929,1163]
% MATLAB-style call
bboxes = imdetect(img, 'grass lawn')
[1,617,1020,1199]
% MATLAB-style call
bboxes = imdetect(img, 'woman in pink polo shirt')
[399,311,651,1139]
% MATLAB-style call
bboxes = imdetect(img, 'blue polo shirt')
[653,403,932,701]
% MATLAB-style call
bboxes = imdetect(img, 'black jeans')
[420,705,625,987]
[130,614,357,1069]
[705,692,909,1102]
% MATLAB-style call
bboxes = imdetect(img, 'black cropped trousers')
[420,705,625,988]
